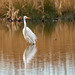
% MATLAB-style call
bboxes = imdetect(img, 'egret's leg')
[33,43,36,45]
[33,43,34,45]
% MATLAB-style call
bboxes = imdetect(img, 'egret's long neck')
[24,19,27,28]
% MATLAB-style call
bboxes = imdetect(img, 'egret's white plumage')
[23,16,37,44]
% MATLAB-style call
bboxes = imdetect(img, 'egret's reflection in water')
[23,45,37,74]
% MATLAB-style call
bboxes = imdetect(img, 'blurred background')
[0,0,75,20]
[0,0,75,75]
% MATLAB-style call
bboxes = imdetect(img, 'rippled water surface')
[0,21,75,75]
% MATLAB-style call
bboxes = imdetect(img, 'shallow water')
[0,21,75,75]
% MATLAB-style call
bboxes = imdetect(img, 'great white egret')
[23,16,37,44]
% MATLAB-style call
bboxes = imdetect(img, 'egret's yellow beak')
[26,17,30,19]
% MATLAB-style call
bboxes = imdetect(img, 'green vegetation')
[62,9,75,21]
[0,0,75,21]
[44,0,57,18]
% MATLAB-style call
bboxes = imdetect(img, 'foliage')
[44,0,57,18]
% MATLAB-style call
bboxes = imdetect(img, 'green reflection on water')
[44,22,57,36]
[0,20,75,37]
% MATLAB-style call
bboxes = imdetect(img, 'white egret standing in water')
[23,16,37,44]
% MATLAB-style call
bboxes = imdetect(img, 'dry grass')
[0,0,75,18]
[54,0,75,15]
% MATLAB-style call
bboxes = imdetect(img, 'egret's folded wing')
[26,27,37,40]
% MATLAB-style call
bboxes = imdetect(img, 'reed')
[0,0,75,19]
[54,0,75,15]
